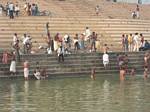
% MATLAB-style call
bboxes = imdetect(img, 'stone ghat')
[1,16,150,52]
[0,51,145,79]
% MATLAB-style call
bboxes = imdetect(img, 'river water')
[0,75,150,112]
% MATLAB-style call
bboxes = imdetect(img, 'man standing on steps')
[14,4,20,17]
[133,33,139,52]
[15,40,21,62]
[90,32,97,52]
[128,34,133,52]
[136,5,140,19]
[84,27,91,42]
[8,2,14,19]
[46,22,49,35]
[103,53,109,69]
[57,46,64,62]
[45,22,52,50]
[95,5,100,16]
[22,33,27,54]
[24,60,29,81]
[10,51,16,76]
[13,33,20,62]
[13,33,18,46]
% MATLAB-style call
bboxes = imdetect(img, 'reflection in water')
[0,76,150,112]
[10,84,16,112]
[23,81,29,112]
[102,80,110,111]
[24,81,29,93]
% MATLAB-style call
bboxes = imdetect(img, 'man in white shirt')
[64,34,68,43]
[133,33,139,52]
[25,36,32,53]
[84,27,91,41]
[8,2,14,19]
[103,53,109,69]
[22,34,27,54]
[15,4,20,17]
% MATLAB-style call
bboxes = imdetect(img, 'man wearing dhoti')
[24,60,29,80]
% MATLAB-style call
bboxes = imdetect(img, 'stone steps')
[0,1,150,51]
[0,59,144,69]
[0,52,145,77]
[1,67,144,79]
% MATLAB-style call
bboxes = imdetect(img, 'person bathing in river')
[120,66,126,81]
[91,67,96,80]
[24,60,29,80]
[40,67,48,79]
[9,52,16,76]
[33,67,41,80]
[130,67,135,76]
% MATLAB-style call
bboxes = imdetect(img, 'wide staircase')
[0,16,150,51]
[0,52,145,78]
[0,0,149,78]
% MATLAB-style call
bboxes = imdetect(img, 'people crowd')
[0,1,149,81]
[0,24,149,81]
[23,2,39,16]
[121,33,150,52]
[0,1,40,19]
[132,5,140,19]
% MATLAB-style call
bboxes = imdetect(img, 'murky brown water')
[0,75,150,112]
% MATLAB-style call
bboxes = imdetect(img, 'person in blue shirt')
[139,40,150,51]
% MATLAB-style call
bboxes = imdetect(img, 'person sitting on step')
[139,40,150,51]
[132,11,137,19]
